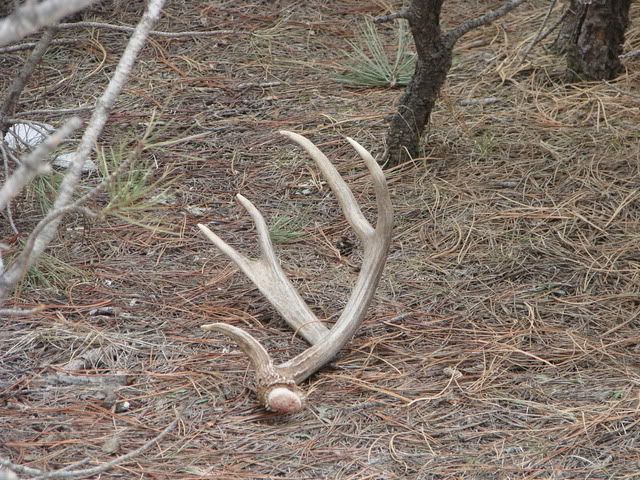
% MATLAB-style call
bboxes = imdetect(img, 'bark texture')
[561,0,632,80]
[384,0,452,167]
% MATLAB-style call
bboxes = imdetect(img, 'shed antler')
[198,130,392,414]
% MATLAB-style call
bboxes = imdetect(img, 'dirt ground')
[1,0,640,478]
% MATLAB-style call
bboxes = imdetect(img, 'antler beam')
[199,130,392,414]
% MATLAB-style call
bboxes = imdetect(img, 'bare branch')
[374,9,411,24]
[1,143,18,234]
[0,416,178,479]
[0,306,44,317]
[17,106,94,117]
[620,49,640,60]
[0,27,56,135]
[0,38,74,54]
[0,0,98,47]
[0,25,241,54]
[444,0,529,48]
[536,6,570,49]
[459,96,500,106]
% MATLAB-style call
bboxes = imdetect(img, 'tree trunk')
[383,0,452,168]
[560,0,632,80]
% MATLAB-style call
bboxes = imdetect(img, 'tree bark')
[560,0,632,80]
[383,0,452,168]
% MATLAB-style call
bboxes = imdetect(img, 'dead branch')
[620,49,640,60]
[0,306,43,317]
[16,106,94,117]
[444,0,529,48]
[519,0,558,63]
[374,9,411,23]
[0,417,178,479]
[0,27,56,135]
[0,38,73,54]
[0,129,145,301]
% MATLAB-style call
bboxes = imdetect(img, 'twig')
[0,38,74,54]
[42,372,127,387]
[234,80,283,90]
[0,417,179,479]
[0,27,57,135]
[3,204,18,235]
[459,96,500,106]
[0,201,87,295]
[373,9,411,24]
[17,106,95,117]
[620,49,640,60]
[0,143,18,234]
[537,6,571,50]
[444,0,529,48]
[519,0,558,63]
[58,21,244,37]
[0,306,44,317]
[604,81,640,101]
[0,0,98,47]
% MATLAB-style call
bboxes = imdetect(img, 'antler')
[199,130,392,414]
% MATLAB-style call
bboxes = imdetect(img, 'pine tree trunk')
[561,0,632,80]
[383,0,452,168]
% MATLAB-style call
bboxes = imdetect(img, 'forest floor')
[1,0,640,478]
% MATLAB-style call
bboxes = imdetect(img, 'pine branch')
[444,0,529,48]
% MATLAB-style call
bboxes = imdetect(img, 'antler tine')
[198,223,251,272]
[201,323,274,377]
[198,194,329,346]
[345,137,393,236]
[235,193,279,267]
[279,130,374,241]
[276,134,393,384]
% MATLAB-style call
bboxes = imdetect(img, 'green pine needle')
[335,19,416,88]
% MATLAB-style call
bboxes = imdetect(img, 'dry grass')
[1,0,639,478]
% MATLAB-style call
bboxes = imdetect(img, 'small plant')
[335,18,416,88]
[473,132,498,159]
[21,250,86,293]
[26,170,63,214]
[268,215,306,244]
[97,140,178,229]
